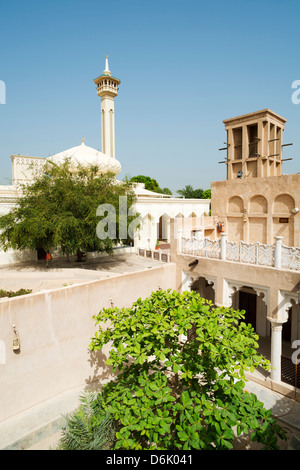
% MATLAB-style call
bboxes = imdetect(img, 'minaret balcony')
[96,84,119,97]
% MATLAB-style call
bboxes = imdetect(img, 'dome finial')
[104,54,111,76]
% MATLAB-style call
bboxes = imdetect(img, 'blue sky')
[0,0,299,192]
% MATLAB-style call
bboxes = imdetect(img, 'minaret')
[94,56,121,158]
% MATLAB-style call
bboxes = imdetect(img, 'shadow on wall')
[86,348,114,386]
[86,346,137,388]
[0,249,37,267]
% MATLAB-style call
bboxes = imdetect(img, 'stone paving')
[0,252,167,294]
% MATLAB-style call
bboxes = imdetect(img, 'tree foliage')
[0,160,137,257]
[0,288,32,298]
[90,289,286,450]
[177,185,211,199]
[130,175,172,195]
[57,392,115,450]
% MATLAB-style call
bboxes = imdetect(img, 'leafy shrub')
[57,392,115,450]
[90,289,286,450]
[0,288,32,298]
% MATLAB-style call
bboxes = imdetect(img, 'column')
[242,125,248,175]
[101,96,115,157]
[266,122,271,177]
[227,128,234,180]
[257,121,263,177]
[270,320,283,383]
[220,232,227,260]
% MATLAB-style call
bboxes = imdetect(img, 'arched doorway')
[282,306,292,342]
[230,286,268,337]
[238,288,257,330]
[158,213,170,242]
[190,276,215,304]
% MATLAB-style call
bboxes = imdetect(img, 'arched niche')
[273,194,295,214]
[249,195,268,214]
[228,196,243,213]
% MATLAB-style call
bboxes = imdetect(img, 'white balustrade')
[179,234,299,272]
[281,244,300,271]
[181,237,221,259]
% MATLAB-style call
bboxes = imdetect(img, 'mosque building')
[0,57,210,265]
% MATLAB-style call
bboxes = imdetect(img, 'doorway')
[282,307,292,342]
[238,290,257,330]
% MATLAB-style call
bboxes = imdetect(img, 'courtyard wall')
[0,263,176,422]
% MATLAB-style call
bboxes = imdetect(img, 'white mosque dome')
[47,140,121,175]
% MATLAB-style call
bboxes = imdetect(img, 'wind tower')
[94,56,121,158]
[220,109,290,180]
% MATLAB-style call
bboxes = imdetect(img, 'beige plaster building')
[212,109,299,247]
[172,109,300,395]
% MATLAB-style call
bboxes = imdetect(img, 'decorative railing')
[181,237,221,259]
[226,240,274,266]
[178,233,300,272]
[281,245,300,271]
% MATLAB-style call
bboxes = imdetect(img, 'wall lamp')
[12,324,20,352]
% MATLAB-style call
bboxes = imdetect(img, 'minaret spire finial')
[104,54,111,76]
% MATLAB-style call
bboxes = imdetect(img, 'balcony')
[178,233,300,272]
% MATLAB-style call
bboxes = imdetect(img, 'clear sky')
[0,0,299,192]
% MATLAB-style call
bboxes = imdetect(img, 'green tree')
[0,160,137,260]
[156,187,173,195]
[90,289,286,450]
[177,184,197,198]
[177,186,211,199]
[201,189,211,199]
[191,188,204,198]
[130,175,172,195]
[177,185,210,199]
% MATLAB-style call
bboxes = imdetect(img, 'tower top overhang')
[223,108,286,129]
[93,74,121,86]
[94,74,121,98]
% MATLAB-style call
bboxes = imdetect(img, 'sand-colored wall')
[170,218,299,320]
[211,174,300,247]
[0,263,176,422]
[173,251,299,319]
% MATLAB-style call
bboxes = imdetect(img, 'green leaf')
[215,422,222,435]
[178,431,189,441]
